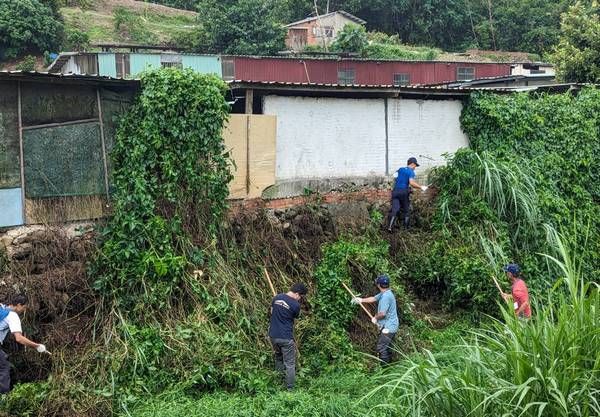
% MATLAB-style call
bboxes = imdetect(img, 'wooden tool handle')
[492,276,503,294]
[341,281,374,320]
[264,268,277,296]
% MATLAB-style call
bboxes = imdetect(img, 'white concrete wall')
[387,98,468,175]
[264,96,386,180]
[263,95,468,182]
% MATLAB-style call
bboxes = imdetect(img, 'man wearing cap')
[500,264,531,319]
[387,157,428,232]
[351,275,399,364]
[0,294,48,393]
[268,282,307,390]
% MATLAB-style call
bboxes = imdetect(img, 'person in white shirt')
[0,294,47,393]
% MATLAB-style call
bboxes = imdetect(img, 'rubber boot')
[387,216,397,233]
[403,216,410,229]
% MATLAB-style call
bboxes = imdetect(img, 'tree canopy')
[194,0,286,55]
[0,0,64,59]
[552,2,600,83]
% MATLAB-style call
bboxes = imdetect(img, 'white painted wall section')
[264,96,386,180]
[387,98,468,174]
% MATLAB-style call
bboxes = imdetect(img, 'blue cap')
[503,264,520,275]
[375,274,390,288]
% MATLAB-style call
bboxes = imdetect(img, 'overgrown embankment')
[0,73,598,417]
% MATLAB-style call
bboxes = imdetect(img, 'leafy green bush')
[64,28,90,51]
[0,0,64,59]
[0,382,49,417]
[331,24,368,55]
[15,55,36,71]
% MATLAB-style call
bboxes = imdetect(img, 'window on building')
[115,53,130,78]
[161,54,183,69]
[312,26,334,37]
[74,54,98,74]
[457,67,475,81]
[221,57,235,81]
[338,68,355,85]
[393,73,410,86]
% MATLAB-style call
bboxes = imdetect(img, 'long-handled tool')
[341,281,374,320]
[491,275,504,295]
[263,268,276,297]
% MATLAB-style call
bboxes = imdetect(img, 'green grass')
[60,4,197,46]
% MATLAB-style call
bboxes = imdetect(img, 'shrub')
[15,55,37,71]
[64,28,90,51]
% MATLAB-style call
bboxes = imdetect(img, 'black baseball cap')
[407,157,419,167]
[291,283,308,295]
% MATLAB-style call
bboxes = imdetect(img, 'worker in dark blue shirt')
[268,282,307,390]
[388,157,428,231]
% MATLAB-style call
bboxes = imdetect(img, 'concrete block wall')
[263,95,469,197]
[263,96,386,180]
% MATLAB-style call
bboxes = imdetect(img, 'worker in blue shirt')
[351,275,399,364]
[268,283,307,390]
[387,157,428,232]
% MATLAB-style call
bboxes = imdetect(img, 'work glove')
[351,297,363,305]
[420,185,428,192]
[36,344,46,353]
[371,317,378,325]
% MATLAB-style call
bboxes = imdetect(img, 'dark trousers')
[391,189,411,226]
[0,349,10,393]
[376,332,396,364]
[270,338,296,389]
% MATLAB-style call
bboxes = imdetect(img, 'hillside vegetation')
[61,0,197,45]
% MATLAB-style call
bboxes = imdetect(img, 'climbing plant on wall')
[408,88,600,311]
[93,68,232,315]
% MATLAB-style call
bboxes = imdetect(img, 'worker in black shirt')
[268,282,307,390]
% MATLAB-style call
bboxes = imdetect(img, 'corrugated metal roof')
[226,54,519,65]
[228,79,588,95]
[0,70,139,84]
[285,10,366,27]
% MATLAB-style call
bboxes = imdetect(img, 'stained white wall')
[264,96,386,180]
[262,95,469,182]
[387,98,468,175]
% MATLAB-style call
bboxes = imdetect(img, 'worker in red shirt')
[500,264,531,318]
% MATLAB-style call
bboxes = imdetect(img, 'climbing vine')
[93,68,232,315]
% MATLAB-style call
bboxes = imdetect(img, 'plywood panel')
[223,115,248,199]
[248,115,276,198]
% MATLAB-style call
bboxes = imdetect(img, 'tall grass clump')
[368,228,600,417]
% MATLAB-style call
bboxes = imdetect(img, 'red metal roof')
[230,56,512,87]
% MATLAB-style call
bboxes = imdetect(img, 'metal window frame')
[337,68,356,85]
[393,73,410,86]
[457,66,475,81]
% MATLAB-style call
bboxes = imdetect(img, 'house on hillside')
[285,11,366,51]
